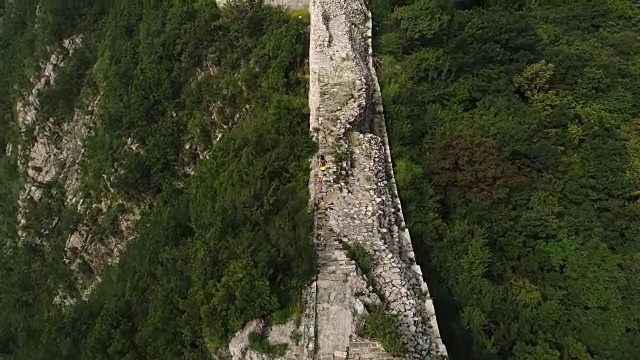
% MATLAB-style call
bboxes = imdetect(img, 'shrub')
[344,242,373,276]
[248,331,288,357]
[359,304,406,356]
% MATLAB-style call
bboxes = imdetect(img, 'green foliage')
[375,1,640,359]
[248,331,288,357]
[188,90,315,351]
[359,304,406,356]
[343,242,373,276]
[0,1,314,359]
[288,8,310,22]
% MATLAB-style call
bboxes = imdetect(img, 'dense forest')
[0,0,315,359]
[374,0,640,359]
[3,0,640,359]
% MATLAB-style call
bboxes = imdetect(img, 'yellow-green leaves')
[624,118,640,188]
[514,60,555,102]
[508,277,542,311]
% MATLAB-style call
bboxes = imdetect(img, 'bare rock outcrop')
[14,34,84,243]
[228,319,306,360]
[11,34,142,301]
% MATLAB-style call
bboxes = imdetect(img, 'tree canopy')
[374,0,640,359]
[0,1,314,358]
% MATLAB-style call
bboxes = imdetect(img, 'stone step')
[316,245,344,253]
[318,254,350,262]
[319,260,353,268]
[348,348,401,360]
[317,270,355,279]
[321,263,355,272]
[348,356,399,360]
[317,246,347,254]
[318,254,349,262]
[317,245,347,253]
[318,259,352,268]
[317,274,349,282]
[318,261,356,273]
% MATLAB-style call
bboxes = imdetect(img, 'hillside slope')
[0,1,315,358]
[374,1,640,359]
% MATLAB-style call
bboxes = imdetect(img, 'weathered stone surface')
[15,35,84,243]
[348,336,404,360]
[229,320,268,360]
[228,318,310,360]
[228,0,447,358]
[308,0,447,358]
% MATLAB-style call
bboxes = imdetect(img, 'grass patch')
[248,331,288,357]
[343,242,373,276]
[288,8,310,21]
[270,290,305,326]
[292,296,304,327]
[359,304,406,356]
[270,308,291,325]
[290,329,302,345]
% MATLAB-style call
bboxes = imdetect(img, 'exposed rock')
[229,320,267,360]
[62,92,102,208]
[229,319,298,360]
[12,34,143,302]
[14,34,85,244]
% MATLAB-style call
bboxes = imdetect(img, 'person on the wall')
[318,155,327,189]
[319,155,327,172]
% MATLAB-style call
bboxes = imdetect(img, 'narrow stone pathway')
[314,204,356,360]
[306,0,448,358]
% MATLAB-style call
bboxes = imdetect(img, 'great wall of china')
[6,0,448,358]
[9,0,449,359]
[226,0,448,359]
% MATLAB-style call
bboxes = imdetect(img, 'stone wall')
[228,0,448,359]
[308,0,448,359]
[365,9,448,357]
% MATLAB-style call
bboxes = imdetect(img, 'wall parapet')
[365,7,448,355]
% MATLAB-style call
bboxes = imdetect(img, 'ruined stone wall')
[365,9,448,358]
[228,0,448,358]
[308,0,448,359]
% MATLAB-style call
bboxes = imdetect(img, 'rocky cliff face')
[10,34,144,302]
[8,28,224,303]
[14,35,85,244]
[229,0,448,359]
